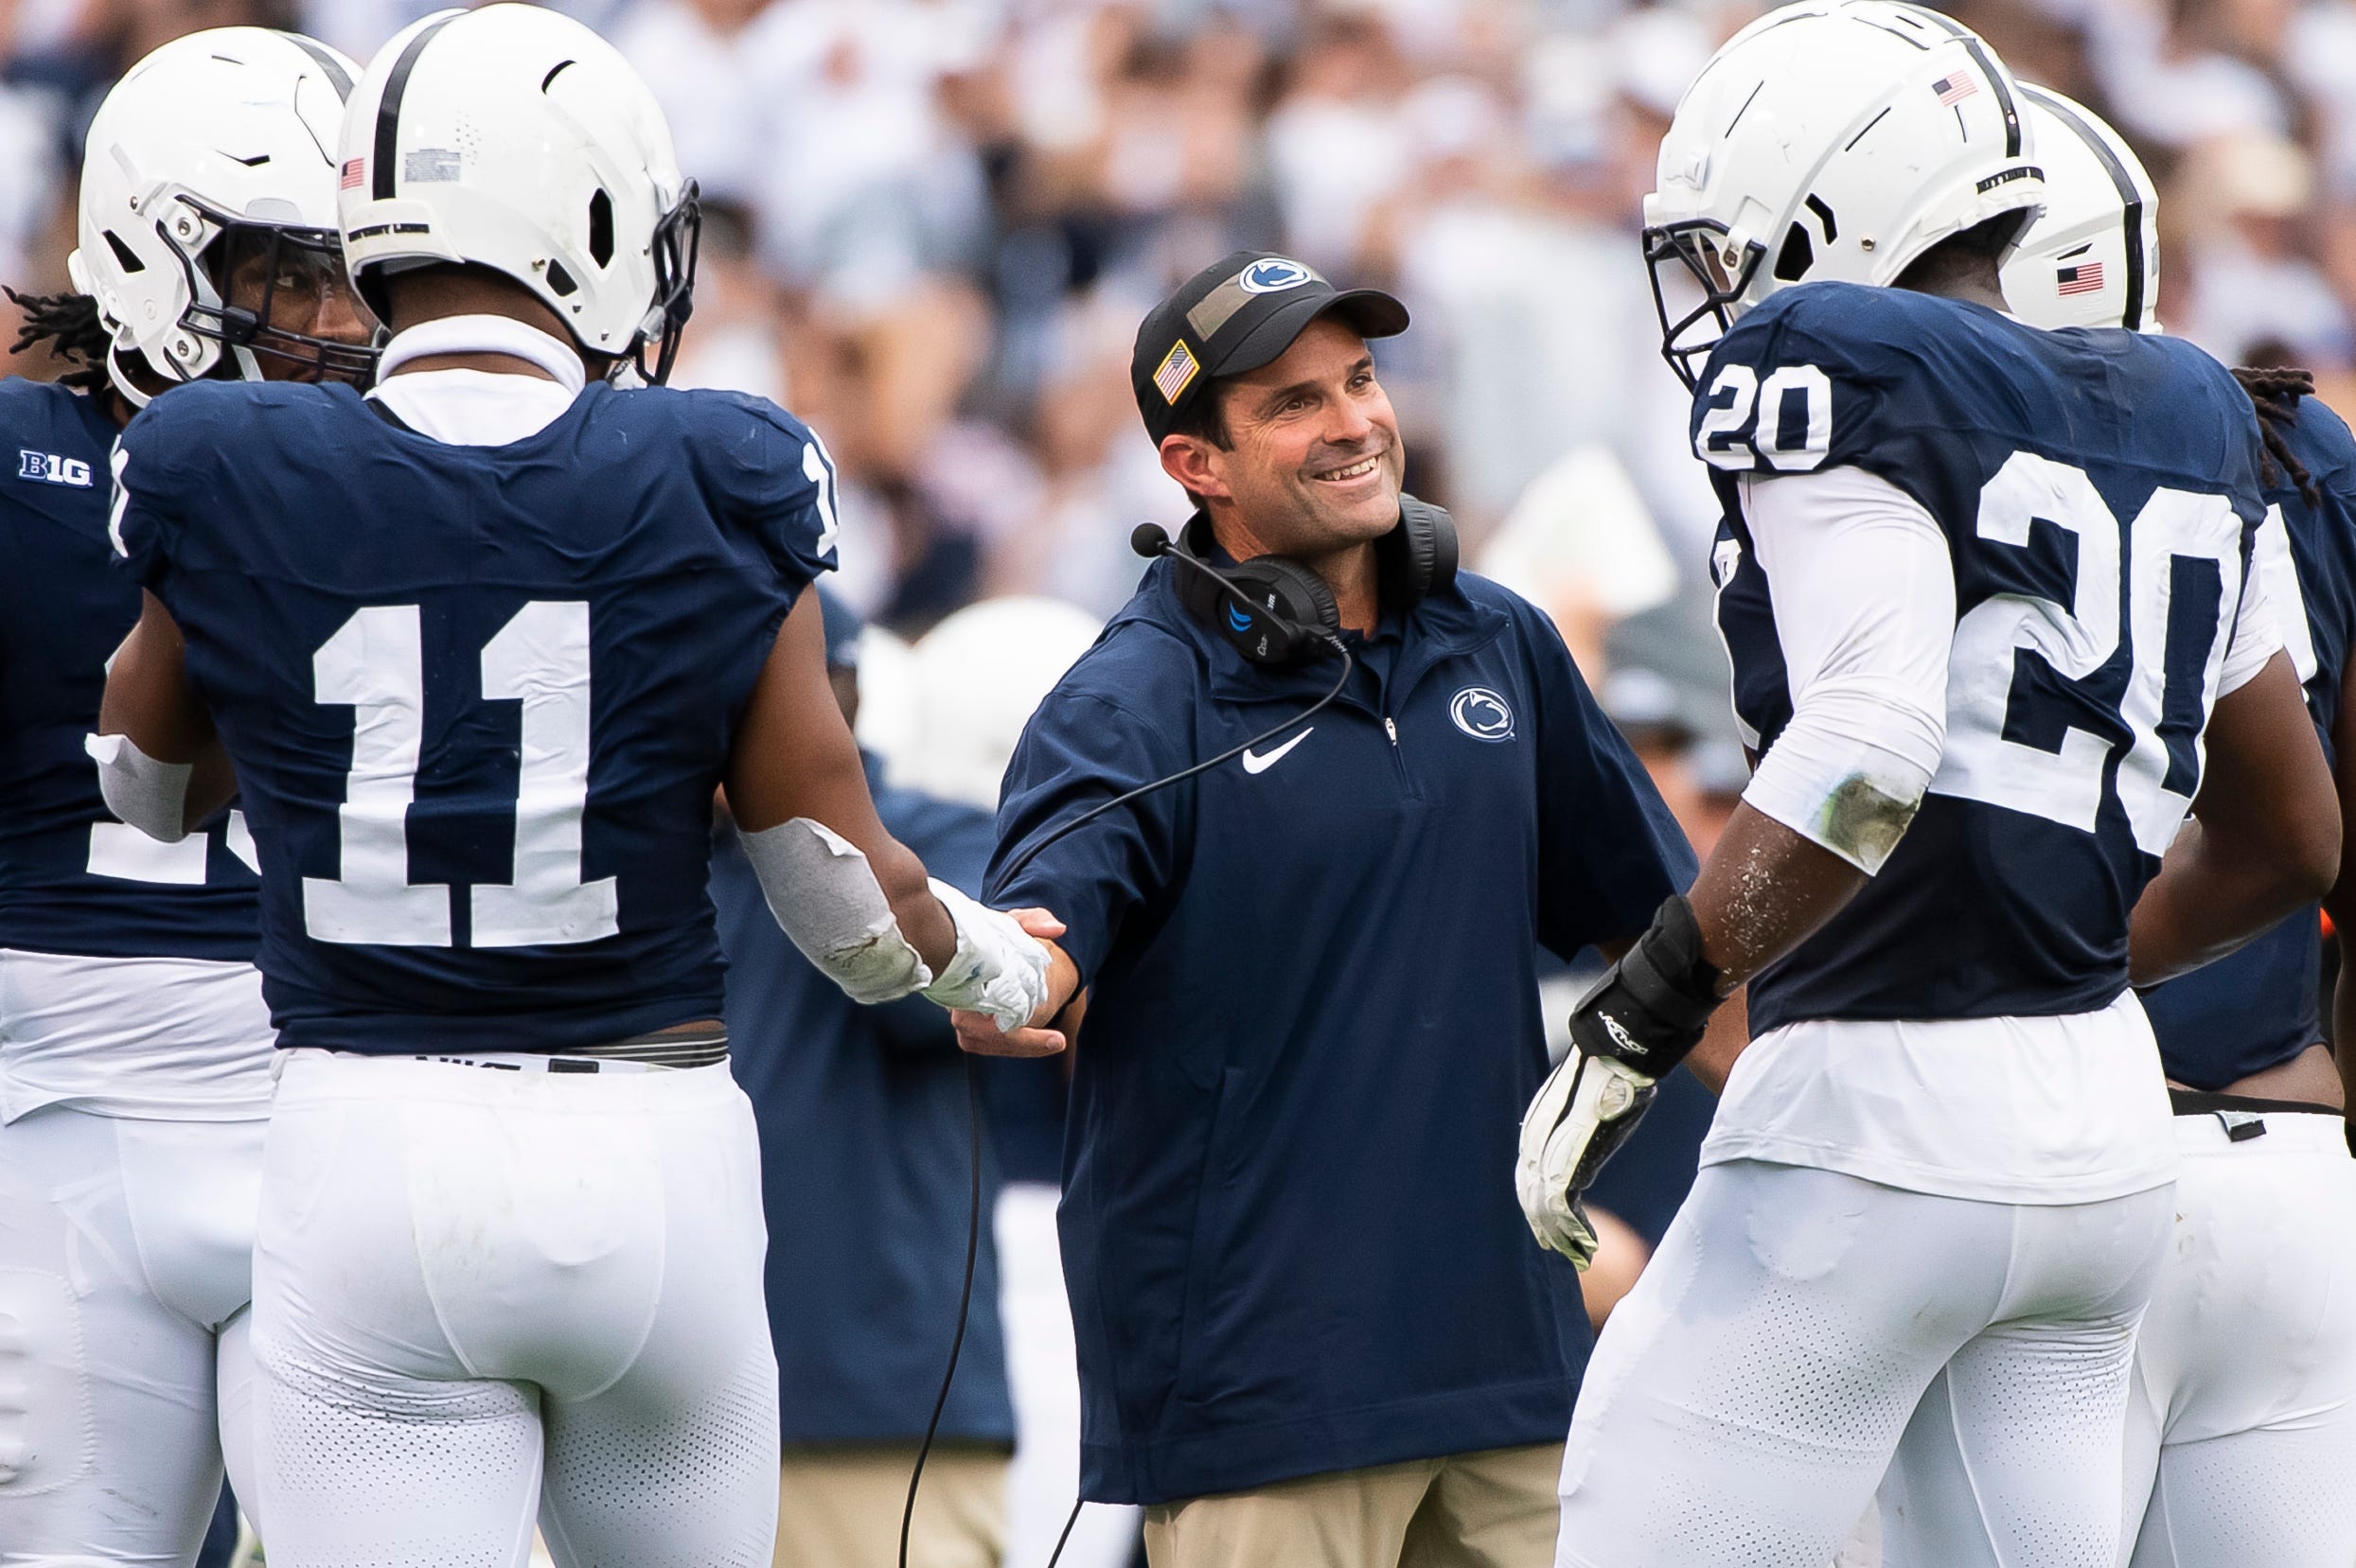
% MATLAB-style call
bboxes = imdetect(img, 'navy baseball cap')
[1131,252,1409,446]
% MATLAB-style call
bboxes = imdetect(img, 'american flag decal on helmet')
[2056,261,2105,295]
[1932,71,1979,106]
[340,158,364,190]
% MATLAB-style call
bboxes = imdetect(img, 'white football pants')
[0,1104,264,1567]
[250,1052,779,1568]
[2121,1111,2356,1567]
[1556,1159,2171,1568]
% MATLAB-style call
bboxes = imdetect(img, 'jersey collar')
[378,315,587,395]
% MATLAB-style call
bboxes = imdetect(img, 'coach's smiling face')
[1160,317,1406,565]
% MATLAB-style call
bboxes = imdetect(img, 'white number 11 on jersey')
[302,601,618,948]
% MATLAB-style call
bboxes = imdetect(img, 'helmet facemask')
[633,180,701,387]
[191,211,382,387]
[1643,219,1766,391]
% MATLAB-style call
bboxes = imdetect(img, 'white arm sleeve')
[85,731,191,844]
[737,817,933,1005]
[735,819,1052,1031]
[2217,545,2284,698]
[1736,468,1957,874]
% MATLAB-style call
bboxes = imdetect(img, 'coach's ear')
[1160,432,1231,505]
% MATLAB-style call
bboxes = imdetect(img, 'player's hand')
[950,909,1075,1057]
[1517,1044,1657,1267]
[922,888,1062,1030]
[1517,897,1724,1266]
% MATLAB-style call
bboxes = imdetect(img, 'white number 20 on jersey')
[302,601,617,948]
[1933,450,2247,854]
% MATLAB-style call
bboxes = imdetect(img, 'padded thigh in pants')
[0,1105,262,1568]
[1556,1161,2170,1568]
[250,1054,780,1568]
[2121,1114,2356,1568]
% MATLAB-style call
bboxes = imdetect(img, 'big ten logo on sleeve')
[19,449,95,487]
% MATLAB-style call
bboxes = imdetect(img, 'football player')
[1516,5,2339,1565]
[91,7,1056,1562]
[0,28,372,1561]
[2004,86,2356,1568]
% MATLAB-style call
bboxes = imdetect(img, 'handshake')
[1516,896,1726,1270]
[937,898,1079,1060]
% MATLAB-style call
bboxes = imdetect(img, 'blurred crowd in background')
[8,0,2356,770]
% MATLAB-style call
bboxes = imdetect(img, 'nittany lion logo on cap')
[1450,686,1514,742]
[1238,257,1315,294]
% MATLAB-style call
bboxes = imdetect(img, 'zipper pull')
[1384,716,1398,746]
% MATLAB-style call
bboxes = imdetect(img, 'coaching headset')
[1138,493,1459,665]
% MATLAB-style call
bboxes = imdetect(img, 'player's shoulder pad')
[2280,384,2356,494]
[1690,283,1971,478]
[118,379,324,478]
[631,385,839,575]
[0,373,87,427]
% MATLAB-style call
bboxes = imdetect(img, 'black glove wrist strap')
[1577,895,1723,1077]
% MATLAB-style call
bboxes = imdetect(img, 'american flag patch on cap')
[1153,340,1200,404]
[340,158,364,190]
[1933,71,1978,105]
[2056,261,2105,295]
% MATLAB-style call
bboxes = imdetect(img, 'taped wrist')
[737,817,934,1005]
[84,731,191,843]
[1569,895,1723,1078]
[920,880,1053,1032]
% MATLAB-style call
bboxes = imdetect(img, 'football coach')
[952,252,1696,1568]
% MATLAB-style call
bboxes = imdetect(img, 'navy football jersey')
[114,379,837,1053]
[2138,393,2356,1086]
[0,378,257,960]
[1703,284,2270,1033]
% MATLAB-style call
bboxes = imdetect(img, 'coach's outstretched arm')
[727,590,1070,1035]
[2129,652,2339,988]
[94,590,238,840]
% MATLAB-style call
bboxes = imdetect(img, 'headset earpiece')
[1156,496,1457,663]
[1381,494,1460,607]
[1162,515,1339,664]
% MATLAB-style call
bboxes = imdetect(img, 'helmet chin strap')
[106,343,156,410]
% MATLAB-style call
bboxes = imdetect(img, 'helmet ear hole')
[589,189,613,268]
[1773,221,1815,283]
[104,232,146,273]
[546,259,578,297]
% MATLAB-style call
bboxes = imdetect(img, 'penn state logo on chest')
[1449,686,1515,742]
[18,449,93,488]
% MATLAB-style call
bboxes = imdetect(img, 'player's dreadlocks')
[6,286,114,395]
[2232,364,2322,510]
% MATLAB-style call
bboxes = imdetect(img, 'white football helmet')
[1643,0,2046,385]
[2002,87,2158,333]
[340,4,700,382]
[68,27,374,407]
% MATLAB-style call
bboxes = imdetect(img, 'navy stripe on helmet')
[371,14,458,202]
[2025,86,2147,329]
[275,31,351,99]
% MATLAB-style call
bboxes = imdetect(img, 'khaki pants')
[773,1442,1009,1568]
[1143,1443,1560,1568]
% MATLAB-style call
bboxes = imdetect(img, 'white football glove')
[1516,1046,1658,1269]
[920,879,1054,1031]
